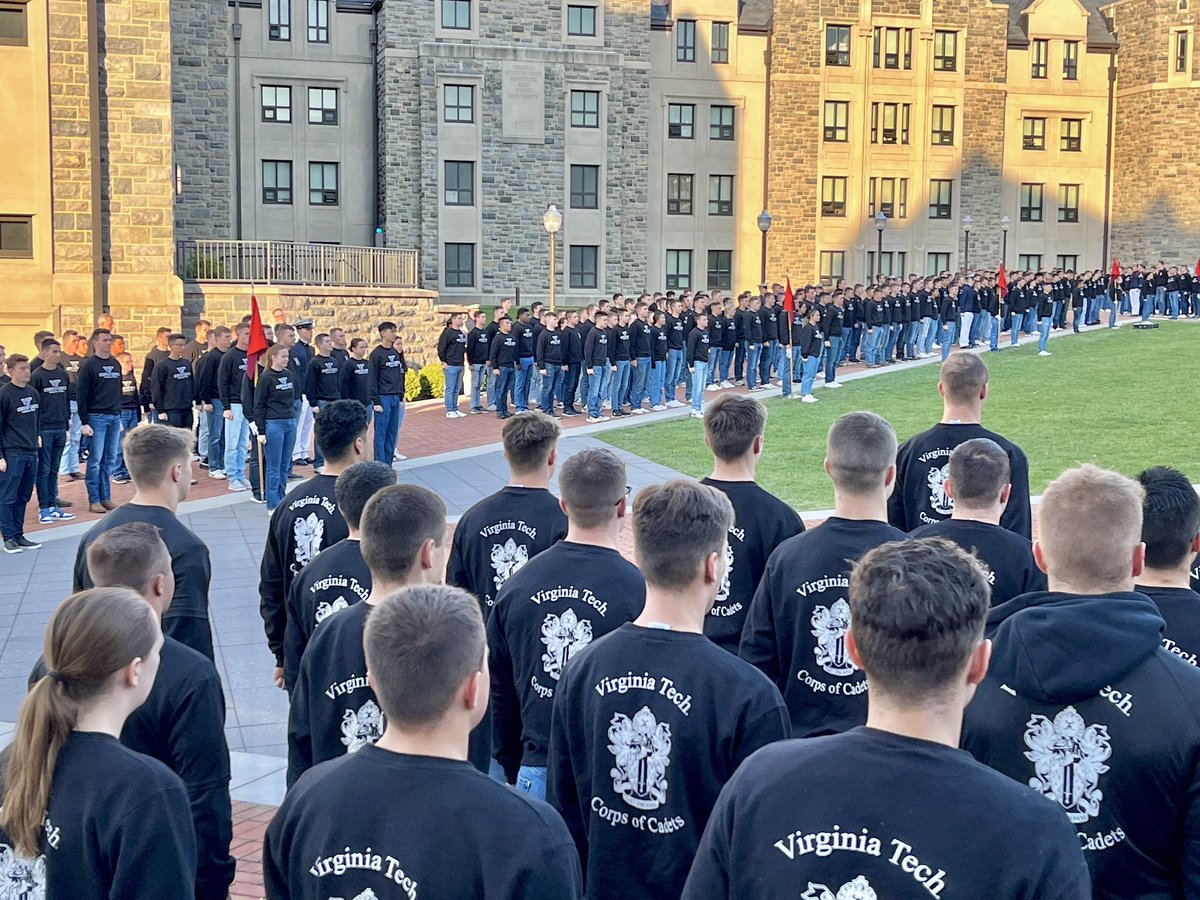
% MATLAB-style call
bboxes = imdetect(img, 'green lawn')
[600,323,1197,510]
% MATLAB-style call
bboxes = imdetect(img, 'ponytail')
[1,589,158,857]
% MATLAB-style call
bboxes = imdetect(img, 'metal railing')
[177,240,420,289]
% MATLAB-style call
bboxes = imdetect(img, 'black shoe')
[199,460,210,469]
[497,412,511,419]
[55,499,73,508]
[3,539,22,554]
[562,409,581,417]
[287,472,302,481]
[251,494,265,504]
[16,536,41,549]
[67,472,84,482]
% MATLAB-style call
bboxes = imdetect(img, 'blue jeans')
[224,403,251,485]
[586,366,609,418]
[843,325,861,362]
[493,367,515,416]
[939,322,958,361]
[373,394,403,461]
[0,452,37,540]
[778,347,793,397]
[470,364,487,410]
[610,360,631,410]
[311,399,331,471]
[111,408,141,480]
[649,361,664,405]
[630,357,651,407]
[59,400,81,474]
[515,765,547,802]
[862,329,877,366]
[540,367,563,411]
[444,365,463,413]
[800,355,821,397]
[264,417,297,509]
[664,349,684,403]
[706,347,721,385]
[717,348,732,383]
[515,358,534,411]
[824,336,843,382]
[1038,316,1052,352]
[884,324,900,361]
[690,362,708,412]
[745,344,761,388]
[791,345,804,381]
[205,401,225,473]
[83,413,121,504]
[760,340,777,384]
[1169,291,1181,319]
[36,428,66,509]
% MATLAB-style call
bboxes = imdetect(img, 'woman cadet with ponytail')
[0,588,196,898]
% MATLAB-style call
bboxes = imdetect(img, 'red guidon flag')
[1111,257,1120,282]
[997,263,1007,298]
[247,292,269,383]
[1194,258,1199,278]
[783,277,795,313]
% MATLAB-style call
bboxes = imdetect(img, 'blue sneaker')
[38,509,57,525]
[52,508,75,521]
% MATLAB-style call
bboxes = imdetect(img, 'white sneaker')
[825,381,842,389]
[585,415,606,423]
[802,395,819,403]
[446,412,456,418]
[393,452,407,461]
[720,380,733,388]
[704,384,718,392]
[1038,350,1051,356]
[228,481,249,492]
[690,411,705,419]
[630,408,647,415]
[651,404,667,411]
[666,400,683,409]
[602,400,612,410]
[209,471,228,480]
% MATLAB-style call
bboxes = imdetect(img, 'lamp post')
[542,204,562,311]
[874,211,887,277]
[757,209,772,284]
[1000,215,1010,268]
[962,214,973,271]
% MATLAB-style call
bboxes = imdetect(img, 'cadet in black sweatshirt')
[1134,466,1200,667]
[339,342,372,409]
[150,336,198,429]
[0,357,40,548]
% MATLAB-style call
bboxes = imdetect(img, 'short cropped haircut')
[850,537,990,703]
[948,438,1010,507]
[1137,466,1200,569]
[313,399,369,462]
[634,480,733,588]
[334,461,396,530]
[502,412,560,475]
[167,333,186,344]
[378,321,396,333]
[122,425,194,487]
[212,325,231,339]
[939,354,988,405]
[274,324,295,338]
[559,449,626,529]
[359,485,446,583]
[86,522,170,596]
[1039,465,1145,589]
[704,394,766,462]
[7,354,28,368]
[365,585,485,728]
[826,412,896,495]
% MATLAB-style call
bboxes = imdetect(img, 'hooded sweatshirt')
[962,591,1200,900]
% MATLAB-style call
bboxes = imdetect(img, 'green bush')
[404,369,426,402]
[419,363,445,400]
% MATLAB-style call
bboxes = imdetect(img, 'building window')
[1031,38,1048,78]
[1057,254,1078,271]
[668,103,695,139]
[666,250,692,290]
[566,4,595,36]
[872,26,913,69]
[868,251,906,277]
[708,175,734,216]
[1063,40,1079,79]
[1058,184,1080,222]
[441,0,470,30]
[307,87,337,125]
[931,105,955,145]
[444,161,474,206]
[821,176,847,217]
[871,102,910,144]
[823,100,849,142]
[667,174,693,215]
[1061,118,1082,152]
[570,90,600,128]
[927,252,950,275]
[570,164,599,209]
[711,22,730,63]
[268,0,290,40]
[676,19,696,62]
[570,245,599,289]
[819,251,845,281]
[1175,30,1189,73]
[0,215,33,258]
[933,30,958,71]
[825,24,851,66]
[1018,253,1043,271]
[309,162,338,205]
[707,251,732,289]
[929,179,953,219]
[445,243,475,287]
[709,105,735,141]
[0,1,29,45]
[261,85,292,122]
[262,160,293,205]
[869,177,908,219]
[1022,117,1046,150]
[306,0,328,42]
[443,84,474,123]
[1019,183,1044,221]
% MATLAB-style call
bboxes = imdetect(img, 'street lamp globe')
[757,209,772,233]
[962,214,973,233]
[875,211,887,231]
[1000,214,1010,232]
[542,204,562,235]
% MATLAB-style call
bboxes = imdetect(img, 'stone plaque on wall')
[502,61,545,143]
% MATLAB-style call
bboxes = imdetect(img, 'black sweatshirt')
[260,474,348,667]
[583,327,609,369]
[283,538,372,691]
[140,345,169,408]
[253,367,296,433]
[264,746,583,900]
[489,331,520,368]
[547,624,790,900]
[194,347,224,403]
[437,326,467,366]
[683,727,1091,900]
[488,541,645,780]
[217,347,248,407]
[304,355,342,404]
[30,636,234,900]
[467,326,491,364]
[151,357,197,412]
[0,383,39,457]
[608,325,632,362]
[910,519,1046,607]
[686,327,710,366]
[76,354,123,418]
[368,344,407,402]
[516,321,536,358]
[652,326,668,362]
[740,517,906,736]
[564,327,584,365]
[699,479,805,652]
[1136,584,1200,667]
[631,319,653,358]
[889,423,1033,538]
[665,314,685,349]
[964,591,1200,900]
[0,731,196,900]
[339,357,371,406]
[797,323,823,358]
[31,364,70,430]
[536,329,566,369]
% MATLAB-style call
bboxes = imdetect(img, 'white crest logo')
[1024,706,1112,823]
[331,891,379,900]
[802,876,877,900]
[927,463,954,516]
[340,699,384,753]
[811,598,858,677]
[0,844,46,900]
[540,609,593,680]
[490,538,529,591]
[292,513,325,572]
[314,595,349,625]
[608,707,672,810]
[713,542,735,606]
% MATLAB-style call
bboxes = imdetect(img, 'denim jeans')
[264,417,297,509]
[493,367,515,416]
[111,408,141,481]
[980,312,997,350]
[1169,291,1181,319]
[690,362,708,412]
[800,355,821,397]
[862,329,877,366]
[59,400,81,474]
[311,400,331,471]
[791,345,804,380]
[36,428,66,509]
[843,325,861,362]
[515,765,547,802]
[884,324,901,361]
[824,336,843,382]
[205,401,225,473]
[444,365,463,413]
[1155,285,1166,315]
[1108,298,1119,328]
[470,363,488,410]
[373,394,403,462]
[648,361,664,405]
[630,357,651,407]
[777,347,792,398]
[540,367,564,411]
[939,321,958,361]
[610,360,631,410]
[717,348,732,383]
[664,349,684,403]
[1038,316,1052,352]
[745,344,761,388]
[84,413,121,504]
[224,403,251,486]
[706,347,721,385]
[1073,305,1085,333]
[561,364,581,410]
[512,358,533,411]
[0,452,37,540]
[760,340,777,384]
[733,340,746,382]
[586,366,609,418]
